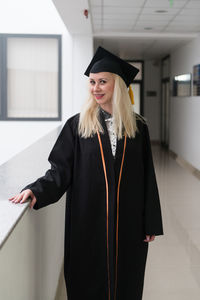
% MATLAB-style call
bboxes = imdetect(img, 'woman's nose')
[94,83,101,91]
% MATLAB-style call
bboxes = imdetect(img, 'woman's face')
[89,72,115,107]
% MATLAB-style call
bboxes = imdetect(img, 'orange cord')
[97,132,127,300]
[114,134,127,300]
[97,131,111,300]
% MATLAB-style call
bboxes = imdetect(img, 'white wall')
[170,35,200,170]
[0,2,93,299]
[71,35,93,115]
[0,0,93,165]
[0,0,71,165]
[144,60,161,141]
[0,196,66,300]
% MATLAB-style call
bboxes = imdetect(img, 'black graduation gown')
[22,111,163,300]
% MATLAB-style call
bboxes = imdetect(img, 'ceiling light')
[155,10,168,13]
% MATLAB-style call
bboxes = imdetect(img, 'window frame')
[0,33,62,121]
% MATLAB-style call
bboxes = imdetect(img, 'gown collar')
[98,108,127,185]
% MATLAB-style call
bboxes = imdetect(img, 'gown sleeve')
[142,122,164,236]
[21,119,75,210]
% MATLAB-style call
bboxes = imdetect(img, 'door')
[161,80,170,147]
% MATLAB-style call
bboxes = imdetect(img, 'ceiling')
[89,0,200,59]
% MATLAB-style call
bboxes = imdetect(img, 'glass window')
[6,37,59,118]
[173,74,191,97]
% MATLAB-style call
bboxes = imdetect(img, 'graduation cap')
[84,46,139,104]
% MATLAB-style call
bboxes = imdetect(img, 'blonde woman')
[9,47,163,300]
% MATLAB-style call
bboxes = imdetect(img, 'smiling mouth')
[94,94,105,99]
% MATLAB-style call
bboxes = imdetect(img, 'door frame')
[126,60,144,116]
[161,54,170,148]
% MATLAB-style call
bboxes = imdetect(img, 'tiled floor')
[57,146,200,300]
[143,146,200,300]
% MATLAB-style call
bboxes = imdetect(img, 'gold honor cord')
[128,85,134,105]
[97,131,111,300]
[97,131,127,300]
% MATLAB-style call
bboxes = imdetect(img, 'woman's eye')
[90,80,95,85]
[100,80,106,84]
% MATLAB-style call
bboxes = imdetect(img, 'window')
[173,74,191,97]
[0,34,62,121]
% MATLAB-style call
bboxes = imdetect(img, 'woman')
[9,46,163,300]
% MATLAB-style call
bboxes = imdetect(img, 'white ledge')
[0,126,61,250]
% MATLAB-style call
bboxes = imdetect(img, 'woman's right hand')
[9,189,37,209]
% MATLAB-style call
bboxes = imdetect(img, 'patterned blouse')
[101,109,117,158]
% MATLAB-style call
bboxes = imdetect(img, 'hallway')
[143,145,200,300]
[1,1,200,299]
[57,145,200,300]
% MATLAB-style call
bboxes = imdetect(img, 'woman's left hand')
[144,235,155,242]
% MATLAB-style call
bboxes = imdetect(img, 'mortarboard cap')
[84,46,139,87]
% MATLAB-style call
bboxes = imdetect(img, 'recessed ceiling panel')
[103,0,146,6]
[185,0,200,8]
[138,14,174,21]
[141,7,180,14]
[90,0,199,59]
[103,6,141,14]
[145,0,188,8]
[180,8,200,15]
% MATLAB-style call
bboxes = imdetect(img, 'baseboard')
[169,150,200,180]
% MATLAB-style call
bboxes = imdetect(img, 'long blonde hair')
[78,73,139,139]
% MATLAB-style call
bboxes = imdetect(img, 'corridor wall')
[0,0,93,165]
[170,34,200,170]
